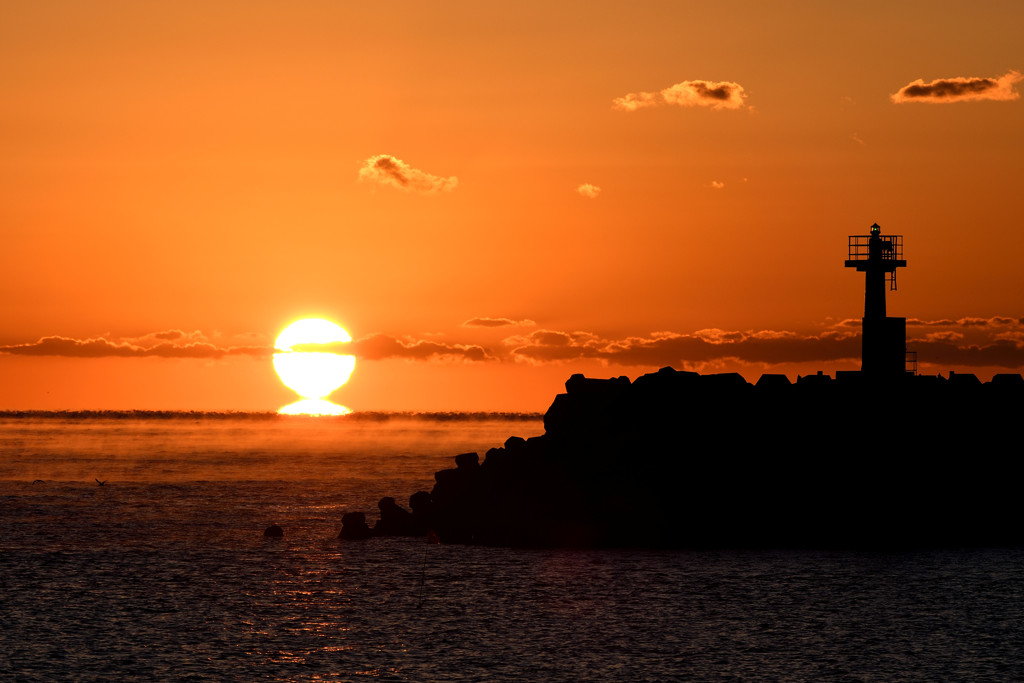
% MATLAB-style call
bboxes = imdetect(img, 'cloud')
[911,339,1024,369]
[0,329,491,363]
[994,331,1024,344]
[505,318,1024,372]
[613,79,747,111]
[462,317,536,328]
[506,328,860,368]
[0,334,270,359]
[900,316,1024,368]
[891,70,1022,104]
[349,334,492,362]
[285,341,353,354]
[709,180,725,190]
[577,184,601,198]
[358,154,458,193]
[10,317,1024,374]
[908,316,1022,328]
[922,331,964,343]
[153,330,186,340]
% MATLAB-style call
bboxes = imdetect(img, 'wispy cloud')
[922,331,964,343]
[891,70,1022,104]
[577,183,601,198]
[904,317,1024,370]
[462,317,536,328]
[0,329,490,363]
[910,339,1024,369]
[349,334,492,362]
[504,318,1024,372]
[613,79,748,111]
[358,154,458,193]
[709,180,725,190]
[0,333,270,359]
[907,316,1023,328]
[504,328,860,367]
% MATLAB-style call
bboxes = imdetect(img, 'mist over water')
[2,413,1022,680]
[0,411,540,489]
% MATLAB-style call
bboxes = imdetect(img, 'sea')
[1,412,1022,681]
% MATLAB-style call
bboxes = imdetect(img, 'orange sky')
[2,1,1022,411]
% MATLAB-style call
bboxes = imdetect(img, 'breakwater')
[347,367,1024,548]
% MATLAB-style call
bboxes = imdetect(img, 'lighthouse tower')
[845,223,908,377]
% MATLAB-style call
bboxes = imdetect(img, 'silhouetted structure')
[846,223,908,377]
[345,224,1023,549]
[348,366,1023,549]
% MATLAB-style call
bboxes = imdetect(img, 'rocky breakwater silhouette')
[341,367,1024,549]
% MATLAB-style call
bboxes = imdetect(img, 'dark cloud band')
[0,335,269,359]
[348,333,491,361]
[6,317,1024,371]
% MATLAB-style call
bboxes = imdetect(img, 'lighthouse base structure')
[861,316,906,378]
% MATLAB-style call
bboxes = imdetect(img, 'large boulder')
[373,497,420,536]
[338,511,373,540]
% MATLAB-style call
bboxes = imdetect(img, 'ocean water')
[1,413,1022,681]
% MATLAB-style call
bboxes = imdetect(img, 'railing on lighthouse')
[845,223,911,378]
[846,232,904,290]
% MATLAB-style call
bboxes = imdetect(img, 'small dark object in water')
[264,524,284,538]
[95,478,106,486]
[338,512,373,540]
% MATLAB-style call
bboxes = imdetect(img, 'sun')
[273,319,355,405]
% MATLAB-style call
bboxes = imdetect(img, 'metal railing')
[906,350,918,375]
[847,234,903,261]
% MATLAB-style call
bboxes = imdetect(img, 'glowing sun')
[274,318,355,415]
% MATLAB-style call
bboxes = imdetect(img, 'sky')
[2,0,1022,411]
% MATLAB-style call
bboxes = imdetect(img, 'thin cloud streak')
[891,70,1022,103]
[349,333,492,362]
[0,335,270,359]
[613,79,747,111]
[907,316,1023,328]
[283,333,498,362]
[0,331,491,363]
[577,183,601,198]
[506,328,861,367]
[462,317,536,328]
[358,154,458,193]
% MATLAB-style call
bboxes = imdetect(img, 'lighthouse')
[845,223,908,377]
